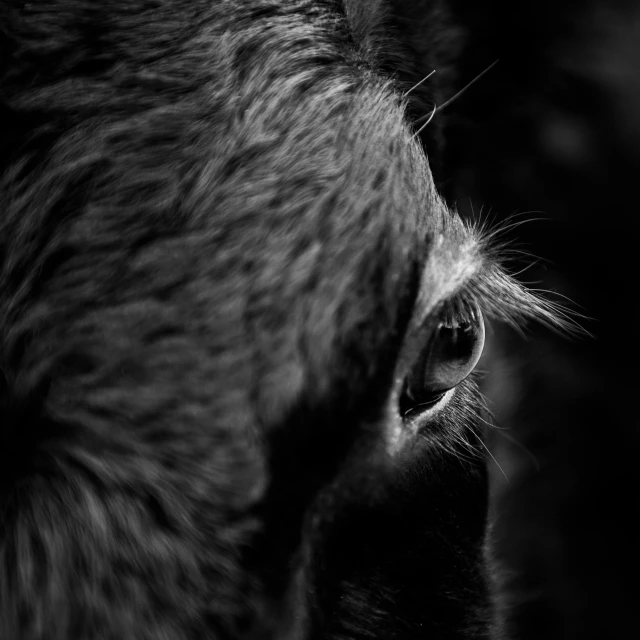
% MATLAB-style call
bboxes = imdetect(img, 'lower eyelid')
[403,388,456,433]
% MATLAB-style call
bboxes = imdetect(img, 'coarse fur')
[0,1,564,639]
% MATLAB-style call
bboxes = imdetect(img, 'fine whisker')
[468,424,510,483]
[413,59,500,127]
[403,69,437,98]
[412,103,437,139]
[493,429,541,472]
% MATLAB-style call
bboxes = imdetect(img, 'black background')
[443,1,640,637]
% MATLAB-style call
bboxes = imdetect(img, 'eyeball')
[400,304,485,416]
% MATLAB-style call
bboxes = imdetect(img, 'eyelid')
[403,387,456,431]
[412,229,483,331]
[416,292,478,342]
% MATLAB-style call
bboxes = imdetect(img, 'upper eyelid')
[426,293,479,328]
[412,231,484,327]
[412,268,484,338]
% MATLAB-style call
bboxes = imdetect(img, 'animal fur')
[0,1,563,638]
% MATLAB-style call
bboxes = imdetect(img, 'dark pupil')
[423,321,480,391]
[401,309,484,416]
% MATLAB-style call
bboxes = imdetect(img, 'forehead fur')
[213,56,477,428]
[0,2,502,636]
[0,1,482,436]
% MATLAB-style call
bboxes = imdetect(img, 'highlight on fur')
[468,217,585,337]
[0,1,576,639]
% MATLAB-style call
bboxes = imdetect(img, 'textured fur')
[0,1,555,638]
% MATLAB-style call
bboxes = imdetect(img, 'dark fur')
[0,1,548,638]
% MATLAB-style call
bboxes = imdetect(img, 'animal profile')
[0,1,566,638]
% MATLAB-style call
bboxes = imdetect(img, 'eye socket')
[399,303,485,417]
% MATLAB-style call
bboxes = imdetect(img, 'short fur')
[0,2,558,639]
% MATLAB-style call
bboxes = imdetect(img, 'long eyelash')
[435,294,480,328]
[465,266,584,337]
[460,218,589,338]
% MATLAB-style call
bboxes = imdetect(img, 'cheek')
[319,380,488,540]
[304,385,490,632]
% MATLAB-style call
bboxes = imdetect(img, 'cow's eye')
[400,303,485,417]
